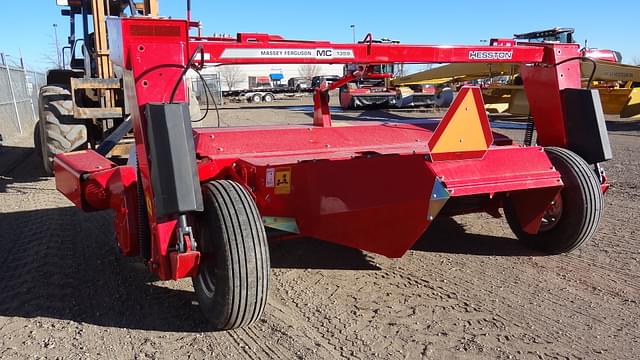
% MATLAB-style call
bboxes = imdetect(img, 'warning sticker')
[266,168,275,188]
[274,168,291,194]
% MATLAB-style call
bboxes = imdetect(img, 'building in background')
[205,63,344,91]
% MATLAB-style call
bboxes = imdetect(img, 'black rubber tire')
[37,85,87,176]
[193,180,270,330]
[435,87,454,107]
[251,93,262,103]
[339,85,353,109]
[33,120,42,157]
[262,93,274,102]
[504,147,604,254]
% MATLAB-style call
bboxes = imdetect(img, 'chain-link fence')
[0,53,45,142]
[192,73,223,107]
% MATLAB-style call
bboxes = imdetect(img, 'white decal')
[468,50,513,60]
[220,48,355,59]
[266,168,275,188]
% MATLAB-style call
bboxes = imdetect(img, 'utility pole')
[53,23,61,68]
[350,24,355,43]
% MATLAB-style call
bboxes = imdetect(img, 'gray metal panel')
[145,103,204,217]
[562,88,612,164]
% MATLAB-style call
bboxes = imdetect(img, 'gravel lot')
[1,96,639,359]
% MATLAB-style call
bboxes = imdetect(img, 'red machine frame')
[54,17,605,283]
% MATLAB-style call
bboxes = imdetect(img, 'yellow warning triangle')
[428,87,493,161]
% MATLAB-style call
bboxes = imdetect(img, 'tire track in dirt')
[555,252,640,293]
[433,213,640,333]
[268,271,352,360]
[238,325,289,360]
[387,250,638,357]
[358,245,576,354]
[565,251,639,282]
[0,172,93,357]
[270,259,460,359]
[384,263,591,356]
[260,226,637,359]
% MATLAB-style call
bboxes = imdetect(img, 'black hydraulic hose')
[169,45,204,104]
[519,56,597,147]
[132,46,220,125]
[553,56,597,89]
[191,68,221,126]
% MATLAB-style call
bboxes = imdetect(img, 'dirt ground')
[1,95,639,359]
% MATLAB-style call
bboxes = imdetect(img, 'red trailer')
[53,16,611,330]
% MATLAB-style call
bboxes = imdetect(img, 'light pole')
[350,24,355,43]
[52,23,61,68]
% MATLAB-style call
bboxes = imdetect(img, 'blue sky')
[1,0,638,71]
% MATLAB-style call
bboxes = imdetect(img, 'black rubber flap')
[145,103,204,217]
[562,88,612,164]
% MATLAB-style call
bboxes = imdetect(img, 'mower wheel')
[37,85,87,176]
[193,180,270,330]
[504,147,603,254]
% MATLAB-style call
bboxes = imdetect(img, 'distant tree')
[394,63,406,77]
[219,65,244,91]
[633,56,640,66]
[298,64,321,79]
[420,64,433,71]
[40,33,63,69]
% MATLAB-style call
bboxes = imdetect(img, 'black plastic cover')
[144,103,203,217]
[562,88,612,164]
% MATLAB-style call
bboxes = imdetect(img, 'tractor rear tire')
[33,120,42,156]
[37,85,87,176]
[193,180,270,330]
[504,147,603,254]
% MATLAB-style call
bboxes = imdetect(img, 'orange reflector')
[428,86,493,161]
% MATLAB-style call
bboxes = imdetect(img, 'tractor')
[36,0,159,175]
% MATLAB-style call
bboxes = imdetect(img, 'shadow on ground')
[0,146,48,192]
[0,204,218,332]
[269,238,380,271]
[606,119,640,132]
[412,217,542,257]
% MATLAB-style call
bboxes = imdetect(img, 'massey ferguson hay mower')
[53,15,611,329]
